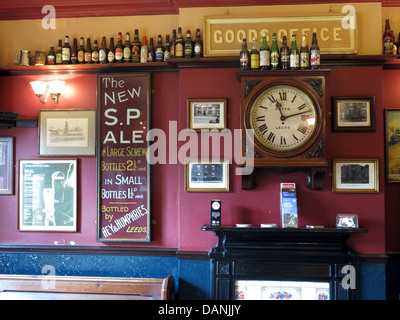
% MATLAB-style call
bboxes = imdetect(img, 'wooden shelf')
[1,55,399,76]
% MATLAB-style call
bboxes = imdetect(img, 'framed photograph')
[332,159,379,193]
[336,214,359,228]
[39,109,96,156]
[187,98,227,131]
[0,137,14,195]
[332,96,375,132]
[385,109,400,183]
[185,159,229,192]
[18,159,77,232]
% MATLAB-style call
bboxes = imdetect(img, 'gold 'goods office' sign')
[204,15,357,56]
[97,73,151,242]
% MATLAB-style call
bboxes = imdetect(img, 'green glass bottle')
[270,33,279,70]
[289,34,299,69]
[259,33,270,70]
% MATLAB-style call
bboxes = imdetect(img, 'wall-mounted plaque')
[204,15,357,56]
[97,73,151,242]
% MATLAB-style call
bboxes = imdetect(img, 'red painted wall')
[0,66,389,254]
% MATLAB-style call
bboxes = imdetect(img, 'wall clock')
[237,70,330,190]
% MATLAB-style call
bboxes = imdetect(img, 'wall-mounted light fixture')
[30,80,65,104]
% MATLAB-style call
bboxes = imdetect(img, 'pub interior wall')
[0,64,388,254]
[0,2,399,255]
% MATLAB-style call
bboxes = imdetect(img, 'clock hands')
[274,100,311,121]
[274,101,286,121]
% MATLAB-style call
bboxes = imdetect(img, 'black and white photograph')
[332,159,379,193]
[39,109,96,156]
[332,96,375,132]
[185,159,229,192]
[18,159,77,232]
[187,98,227,131]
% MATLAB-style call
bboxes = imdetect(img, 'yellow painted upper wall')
[0,2,390,65]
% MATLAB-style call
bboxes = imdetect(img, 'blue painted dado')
[0,249,212,300]
[0,249,392,300]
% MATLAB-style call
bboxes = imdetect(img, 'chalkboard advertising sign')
[97,74,151,242]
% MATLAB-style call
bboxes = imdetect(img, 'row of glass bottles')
[239,32,320,70]
[46,28,203,65]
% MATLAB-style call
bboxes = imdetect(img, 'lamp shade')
[48,81,65,94]
[30,81,47,95]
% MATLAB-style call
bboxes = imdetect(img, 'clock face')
[250,85,318,153]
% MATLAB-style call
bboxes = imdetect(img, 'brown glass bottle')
[92,40,99,64]
[280,36,289,70]
[84,38,92,64]
[62,35,71,64]
[194,29,203,58]
[164,35,171,60]
[99,37,108,64]
[170,29,176,58]
[123,32,131,63]
[155,35,164,62]
[184,30,193,58]
[239,38,250,70]
[115,32,123,63]
[383,19,394,55]
[70,38,78,64]
[131,29,141,63]
[108,37,115,63]
[77,37,85,64]
[310,32,320,69]
[148,38,155,62]
[175,27,184,58]
[55,39,62,65]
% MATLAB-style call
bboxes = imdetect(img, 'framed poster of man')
[18,159,77,232]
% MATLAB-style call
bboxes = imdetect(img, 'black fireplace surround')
[201,225,367,300]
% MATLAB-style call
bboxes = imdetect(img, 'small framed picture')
[187,98,227,131]
[332,96,375,132]
[332,159,379,193]
[385,109,400,183]
[39,109,96,156]
[18,159,77,232]
[336,214,358,228]
[185,159,229,192]
[0,137,14,195]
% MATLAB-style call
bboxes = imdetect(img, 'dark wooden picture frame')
[18,159,77,232]
[332,96,375,132]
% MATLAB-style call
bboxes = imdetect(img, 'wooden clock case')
[237,69,330,190]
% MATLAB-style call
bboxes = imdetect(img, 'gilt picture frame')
[185,159,229,192]
[385,109,400,183]
[187,98,227,131]
[332,158,379,193]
